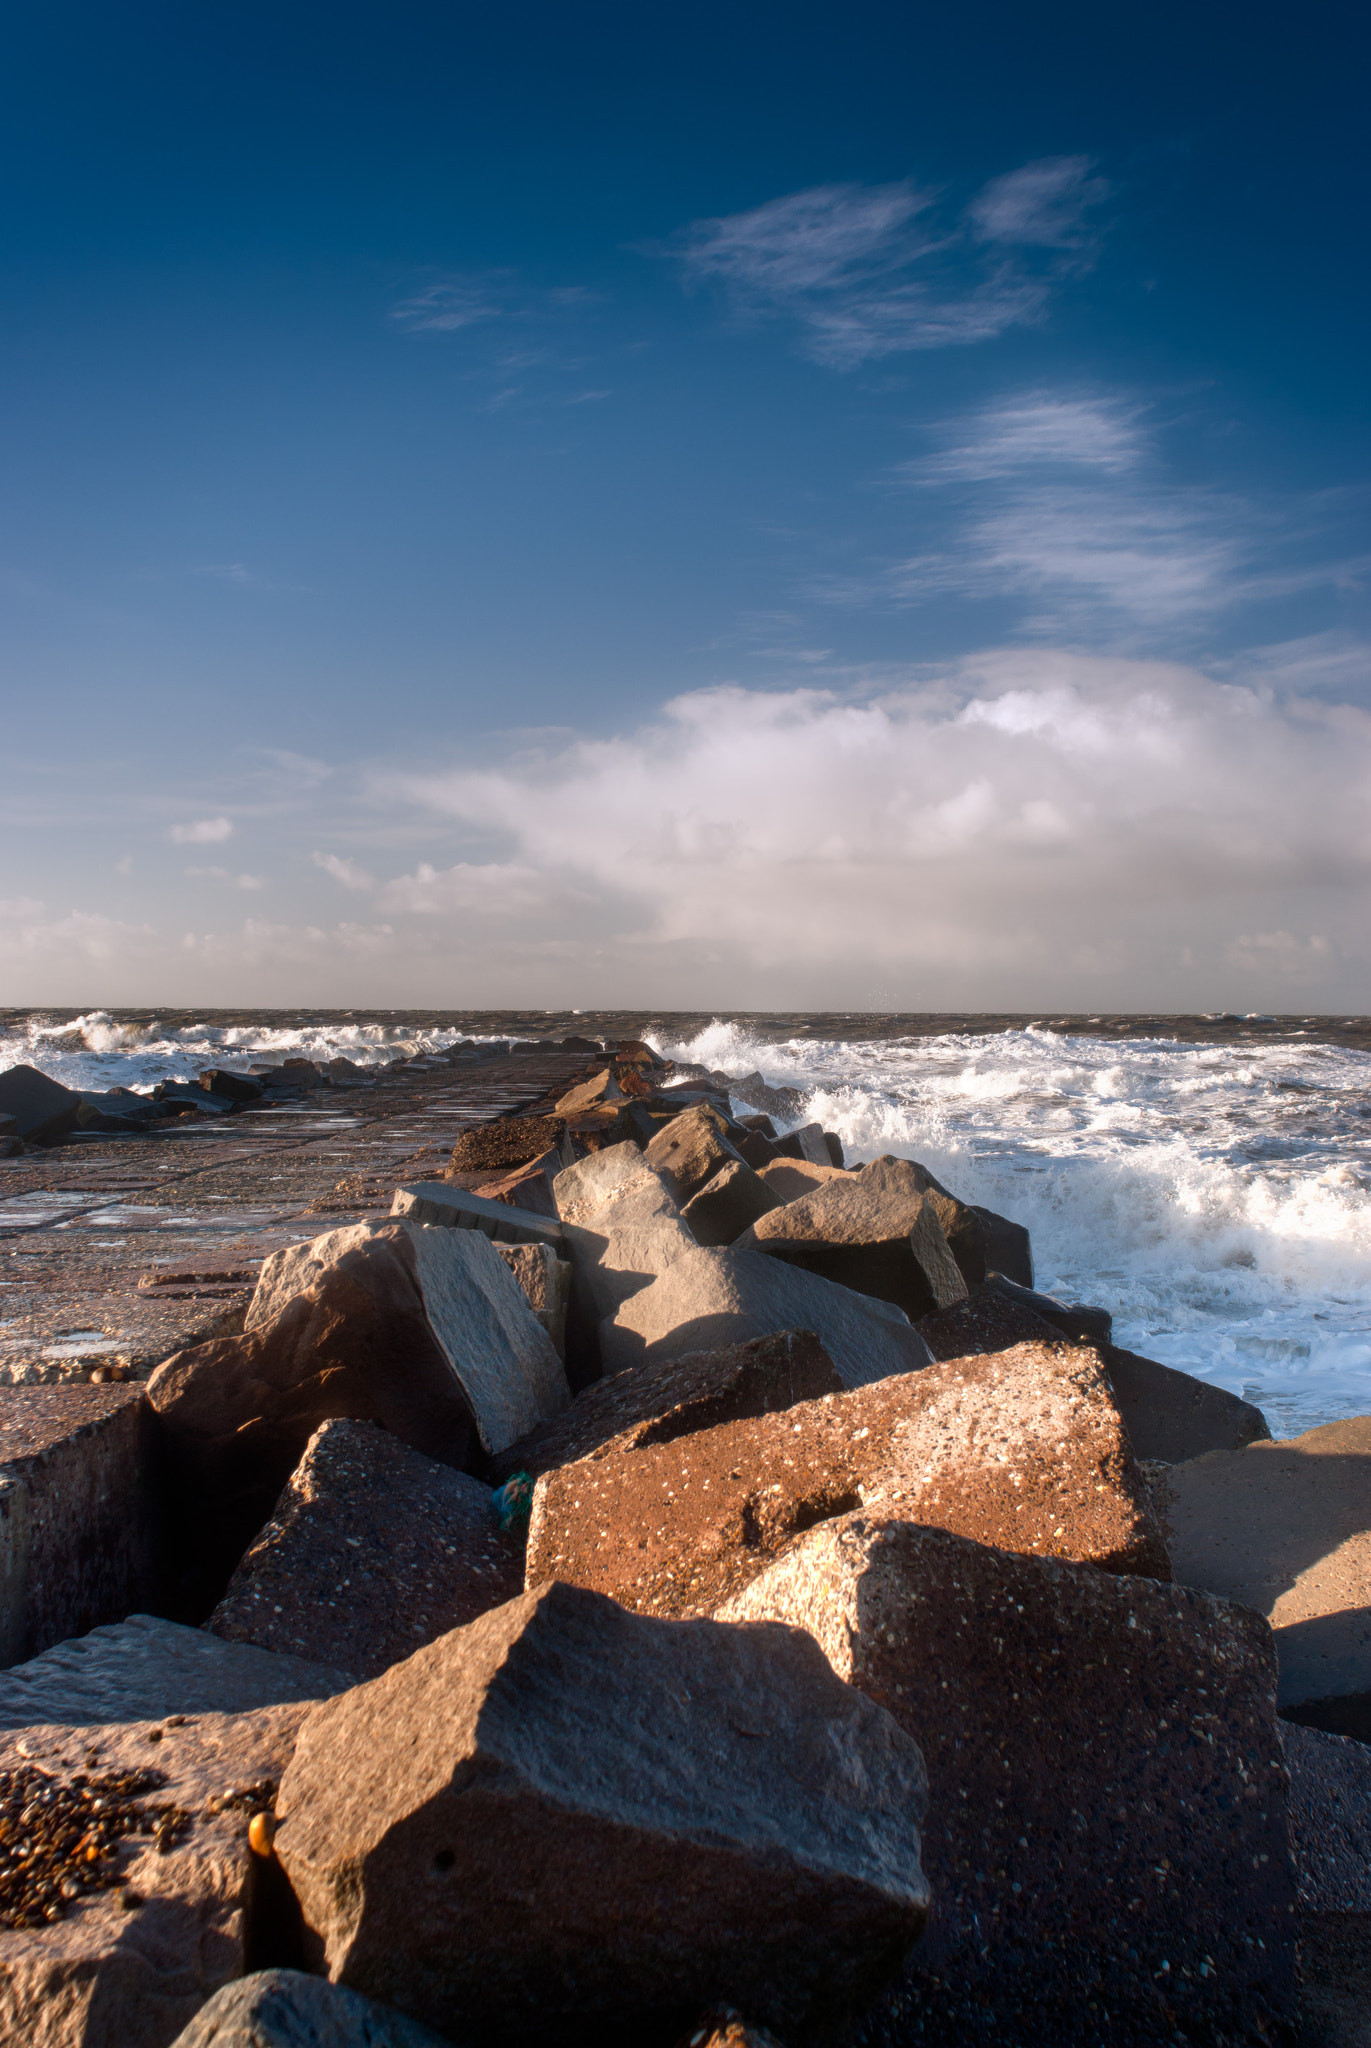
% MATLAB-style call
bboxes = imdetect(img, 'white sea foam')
[658,1020,1371,1439]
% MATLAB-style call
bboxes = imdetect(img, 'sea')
[3,1007,1369,1441]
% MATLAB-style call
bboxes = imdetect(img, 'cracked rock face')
[274,1580,930,2048]
[723,1514,1297,2048]
[526,1339,1169,1620]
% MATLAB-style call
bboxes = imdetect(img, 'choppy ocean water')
[3,1007,1369,1440]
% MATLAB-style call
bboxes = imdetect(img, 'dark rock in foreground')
[275,1581,929,2048]
[207,1418,522,1680]
[169,1969,452,2047]
[724,1514,1297,2048]
[0,1064,81,1144]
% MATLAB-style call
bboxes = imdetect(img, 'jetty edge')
[0,1034,1362,2047]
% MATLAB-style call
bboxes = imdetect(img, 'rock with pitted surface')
[1164,1417,1371,1731]
[723,1514,1295,2048]
[736,1156,968,1321]
[148,1221,567,1597]
[491,1329,843,1482]
[525,1339,1167,1617]
[1283,1721,1371,1914]
[0,1705,316,2048]
[207,1419,522,1680]
[0,1383,162,1667]
[601,1245,934,1388]
[916,1280,1061,1361]
[169,1970,453,2048]
[645,1103,749,1205]
[274,1580,929,2048]
[681,1159,784,1246]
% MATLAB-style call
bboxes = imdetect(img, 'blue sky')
[3,0,1369,1009]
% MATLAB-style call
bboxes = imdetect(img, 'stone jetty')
[0,1026,1365,2046]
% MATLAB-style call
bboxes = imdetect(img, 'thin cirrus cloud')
[168,816,233,844]
[674,159,1111,368]
[854,391,1369,636]
[312,850,376,890]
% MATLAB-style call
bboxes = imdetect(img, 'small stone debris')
[0,1762,193,1928]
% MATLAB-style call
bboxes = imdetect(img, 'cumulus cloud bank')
[3,652,1367,1006]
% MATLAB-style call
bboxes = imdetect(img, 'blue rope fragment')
[492,1471,534,1533]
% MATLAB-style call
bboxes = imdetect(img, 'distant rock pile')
[0,1034,1365,2047]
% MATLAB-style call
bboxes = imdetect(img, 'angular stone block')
[1165,1417,1371,1717]
[0,1064,81,1144]
[757,1159,852,1204]
[0,1384,161,1668]
[984,1272,1112,1344]
[275,1581,929,2046]
[490,1329,843,1482]
[0,1704,310,2048]
[737,1156,968,1320]
[723,1514,1296,2048]
[1102,1344,1271,1463]
[681,1159,784,1247]
[0,1615,348,1729]
[389,1182,565,1251]
[494,1242,570,1359]
[645,1103,751,1205]
[170,1970,452,2048]
[526,1339,1167,1618]
[207,1419,522,1680]
[602,1245,935,1389]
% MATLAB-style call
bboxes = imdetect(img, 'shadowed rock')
[170,1970,453,2047]
[723,1515,1296,2048]
[681,1159,784,1246]
[274,1581,930,2048]
[736,1157,968,1321]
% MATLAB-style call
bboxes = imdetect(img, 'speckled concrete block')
[724,1514,1297,2048]
[207,1419,522,1680]
[0,1383,161,1668]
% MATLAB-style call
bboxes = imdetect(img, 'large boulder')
[206,1419,522,1680]
[681,1159,784,1246]
[1102,1343,1271,1463]
[553,1068,622,1117]
[1283,1721,1371,1916]
[551,1143,696,1380]
[736,1156,968,1321]
[916,1279,1061,1359]
[525,1339,1168,1617]
[169,1970,451,2048]
[494,1242,570,1359]
[490,1329,843,1482]
[1164,1417,1371,1733]
[645,1103,749,1204]
[389,1182,565,1251]
[770,1122,831,1167]
[274,1581,929,2047]
[0,1384,162,1666]
[148,1222,567,1597]
[723,1515,1296,2048]
[602,1246,935,1388]
[0,1064,81,1145]
[0,1705,315,2048]
[982,1272,1112,1345]
[758,1159,852,1204]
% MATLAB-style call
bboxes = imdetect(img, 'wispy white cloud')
[391,273,511,332]
[968,156,1111,250]
[185,866,267,890]
[674,161,1111,368]
[375,861,587,919]
[169,816,233,844]
[914,393,1143,481]
[313,850,376,891]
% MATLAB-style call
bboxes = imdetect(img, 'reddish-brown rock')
[206,1419,522,1679]
[724,1514,1296,2048]
[526,1340,1168,1618]
[490,1329,843,1482]
[274,1580,930,2047]
[916,1279,1061,1360]
[449,1116,564,1173]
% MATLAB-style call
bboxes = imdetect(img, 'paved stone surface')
[491,1328,843,1482]
[0,1615,349,1728]
[207,1418,522,1679]
[724,1514,1296,2048]
[0,1705,310,2048]
[526,1339,1167,1616]
[0,1383,161,1665]
[1165,1418,1371,1712]
[0,1047,595,1384]
[275,1580,929,2046]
